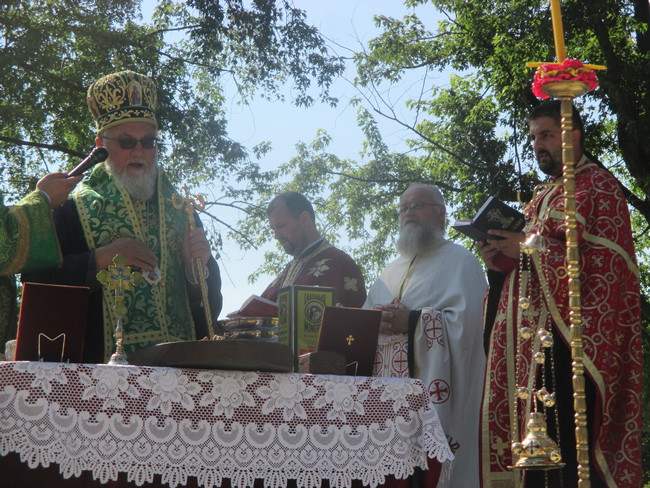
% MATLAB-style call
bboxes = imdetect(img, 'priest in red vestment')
[259,192,366,307]
[478,101,641,487]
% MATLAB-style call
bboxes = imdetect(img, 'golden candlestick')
[97,253,143,365]
[517,0,605,481]
[172,186,215,339]
[549,0,566,62]
[541,82,591,487]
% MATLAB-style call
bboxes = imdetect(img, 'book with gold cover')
[277,285,335,371]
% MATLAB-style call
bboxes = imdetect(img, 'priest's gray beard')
[397,220,444,256]
[107,158,158,201]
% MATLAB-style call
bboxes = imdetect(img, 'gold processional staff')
[512,1,606,486]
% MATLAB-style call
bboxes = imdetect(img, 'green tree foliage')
[2,0,649,479]
[236,0,648,275]
[0,0,343,203]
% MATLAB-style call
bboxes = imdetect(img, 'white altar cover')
[0,361,453,488]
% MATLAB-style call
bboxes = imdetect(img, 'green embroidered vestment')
[74,165,196,361]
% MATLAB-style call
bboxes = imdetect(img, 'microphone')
[67,147,109,177]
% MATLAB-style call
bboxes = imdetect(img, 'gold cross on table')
[171,185,215,338]
[346,334,355,346]
[97,254,142,365]
[97,254,142,317]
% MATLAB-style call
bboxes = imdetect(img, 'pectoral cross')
[97,254,142,365]
[346,334,355,346]
[172,186,215,338]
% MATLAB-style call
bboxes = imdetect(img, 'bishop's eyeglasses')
[398,202,441,215]
[102,136,159,150]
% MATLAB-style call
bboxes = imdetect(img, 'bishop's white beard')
[397,220,444,256]
[106,158,158,201]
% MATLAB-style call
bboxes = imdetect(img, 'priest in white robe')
[364,183,487,488]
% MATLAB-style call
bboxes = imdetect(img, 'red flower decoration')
[532,59,599,99]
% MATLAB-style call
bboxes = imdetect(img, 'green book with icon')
[277,285,336,371]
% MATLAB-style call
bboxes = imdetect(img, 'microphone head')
[89,146,109,162]
[67,146,109,177]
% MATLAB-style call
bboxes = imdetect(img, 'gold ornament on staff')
[172,185,215,339]
[512,1,607,485]
[511,239,564,473]
[512,412,563,469]
[97,253,143,365]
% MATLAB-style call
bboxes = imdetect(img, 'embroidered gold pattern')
[87,70,158,134]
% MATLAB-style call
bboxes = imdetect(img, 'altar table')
[0,361,452,488]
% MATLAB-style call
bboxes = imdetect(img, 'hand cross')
[97,254,142,318]
[172,185,206,231]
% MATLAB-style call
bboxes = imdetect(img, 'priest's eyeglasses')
[102,136,159,150]
[398,202,441,214]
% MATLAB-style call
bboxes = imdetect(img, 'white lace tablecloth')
[0,361,453,488]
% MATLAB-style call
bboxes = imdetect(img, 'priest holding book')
[259,192,366,308]
[478,101,641,487]
[364,183,487,488]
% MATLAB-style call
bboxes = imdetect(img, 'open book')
[452,196,525,242]
[227,294,278,318]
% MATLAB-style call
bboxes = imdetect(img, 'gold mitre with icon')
[87,70,158,134]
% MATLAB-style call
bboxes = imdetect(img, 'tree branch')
[145,24,202,37]
[620,184,650,223]
[154,48,234,73]
[0,136,84,158]
[369,102,487,172]
[326,169,463,192]
[200,202,260,248]
[351,70,487,172]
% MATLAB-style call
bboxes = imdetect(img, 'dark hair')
[267,192,315,222]
[526,100,585,151]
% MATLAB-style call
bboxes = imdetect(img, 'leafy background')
[1,0,648,482]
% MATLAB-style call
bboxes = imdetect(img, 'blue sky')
[216,1,443,316]
[144,0,442,316]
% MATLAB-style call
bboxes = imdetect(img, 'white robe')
[364,241,487,488]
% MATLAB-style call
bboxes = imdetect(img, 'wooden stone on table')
[128,339,292,372]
